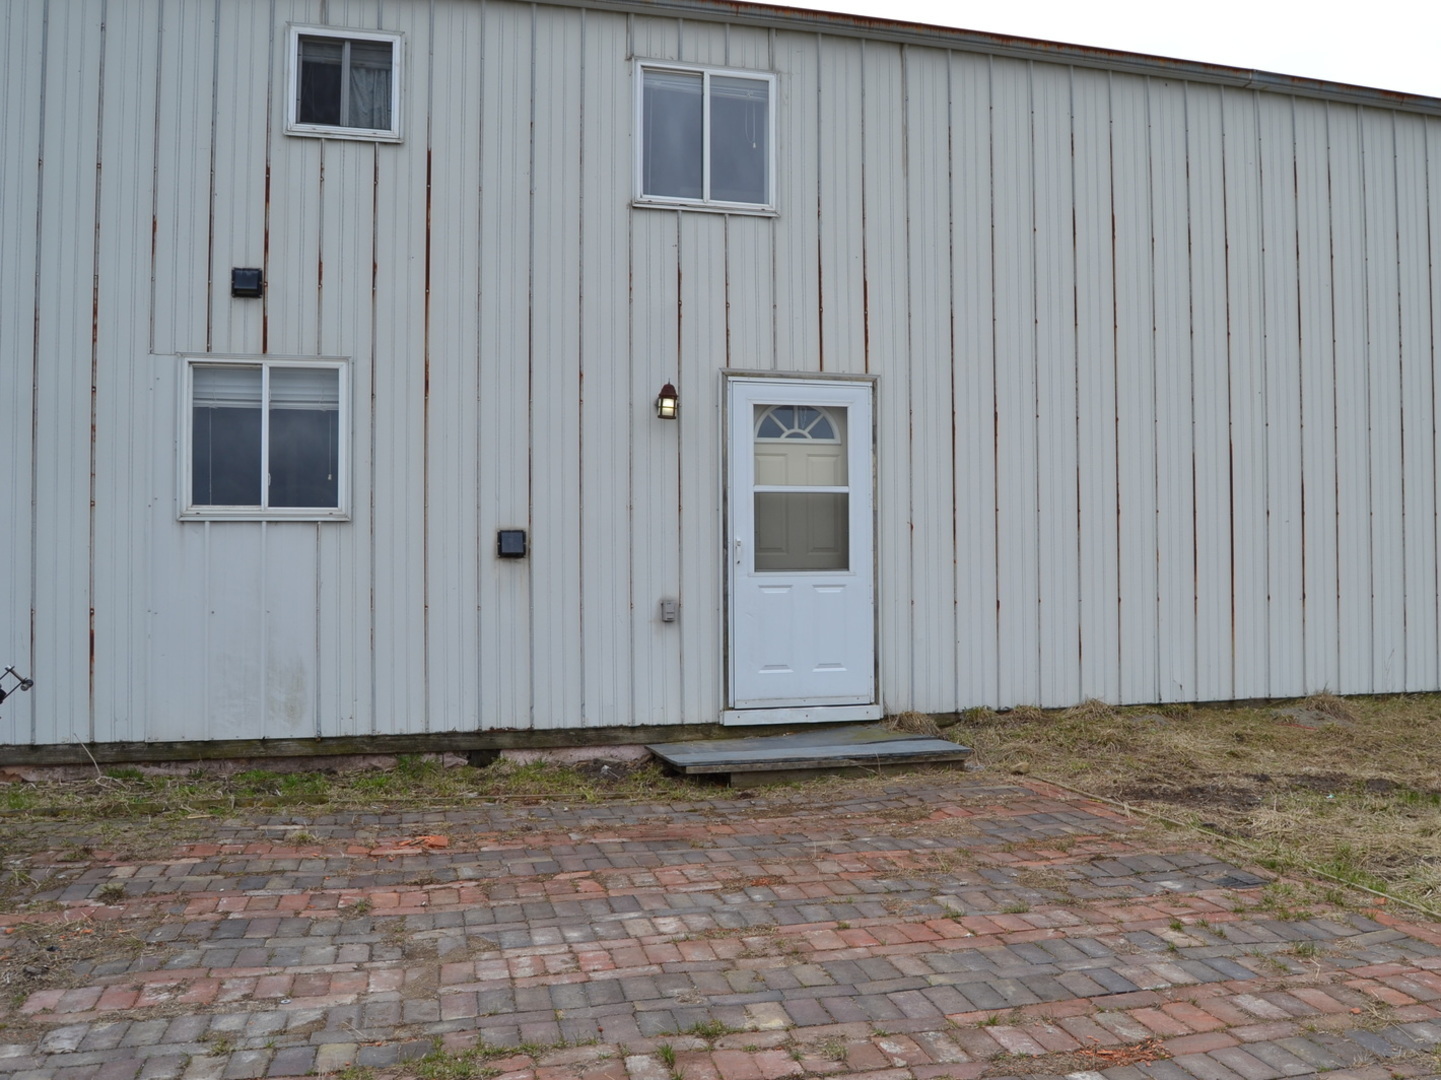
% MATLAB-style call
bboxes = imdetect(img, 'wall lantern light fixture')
[655,382,679,420]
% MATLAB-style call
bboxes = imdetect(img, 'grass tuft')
[1006,705,1047,723]
[1063,698,1117,723]
[885,711,942,737]
[683,1019,737,1041]
[958,706,997,725]
[413,1048,502,1080]
[1302,691,1359,724]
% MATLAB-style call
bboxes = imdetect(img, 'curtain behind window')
[298,36,391,130]
[298,37,345,126]
[347,40,392,130]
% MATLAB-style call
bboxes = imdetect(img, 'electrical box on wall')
[659,598,678,622]
[497,529,527,558]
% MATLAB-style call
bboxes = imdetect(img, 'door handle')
[734,537,743,566]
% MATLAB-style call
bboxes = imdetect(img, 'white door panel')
[728,378,875,711]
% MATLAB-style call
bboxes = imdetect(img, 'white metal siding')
[0,1,48,745]
[1293,97,1339,695]
[862,42,911,714]
[32,2,104,743]
[10,0,1441,749]
[1071,67,1119,704]
[949,51,1000,709]
[578,8,637,727]
[1111,73,1159,704]
[904,46,958,711]
[1032,62,1080,707]
[990,57,1041,708]
[1188,84,1233,703]
[1395,114,1437,693]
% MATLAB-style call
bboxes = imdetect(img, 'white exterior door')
[726,377,877,722]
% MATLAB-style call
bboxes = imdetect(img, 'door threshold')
[721,704,883,726]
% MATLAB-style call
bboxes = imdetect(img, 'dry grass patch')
[1301,691,1360,724]
[1006,705,1048,723]
[1063,698,1119,723]
[885,711,942,736]
[1014,866,1076,893]
[0,756,704,886]
[0,911,168,1004]
[953,695,1441,909]
[0,756,693,827]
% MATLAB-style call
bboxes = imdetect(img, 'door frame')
[721,371,882,726]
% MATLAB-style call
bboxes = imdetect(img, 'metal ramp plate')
[648,724,972,787]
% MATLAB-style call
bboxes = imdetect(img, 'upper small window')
[183,358,348,520]
[637,64,774,212]
[287,25,402,141]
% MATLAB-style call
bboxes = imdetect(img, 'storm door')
[726,377,876,719]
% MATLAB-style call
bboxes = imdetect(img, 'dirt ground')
[948,693,1441,912]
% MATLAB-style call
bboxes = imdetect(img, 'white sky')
[789,0,1441,99]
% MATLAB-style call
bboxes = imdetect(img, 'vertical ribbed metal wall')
[5,0,1441,747]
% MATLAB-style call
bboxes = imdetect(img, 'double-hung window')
[183,358,349,520]
[637,64,775,212]
[287,25,403,141]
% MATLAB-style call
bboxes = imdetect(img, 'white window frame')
[634,62,777,214]
[179,356,351,522]
[286,24,404,142]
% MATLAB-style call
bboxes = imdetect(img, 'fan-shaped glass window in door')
[755,405,837,441]
[753,405,848,570]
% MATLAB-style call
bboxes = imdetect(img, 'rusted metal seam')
[89,0,109,745]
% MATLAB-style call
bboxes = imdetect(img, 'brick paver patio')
[1,774,1439,1080]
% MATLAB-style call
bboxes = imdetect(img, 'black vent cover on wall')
[497,529,527,558]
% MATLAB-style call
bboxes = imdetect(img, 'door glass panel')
[753,404,848,571]
[754,492,849,570]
